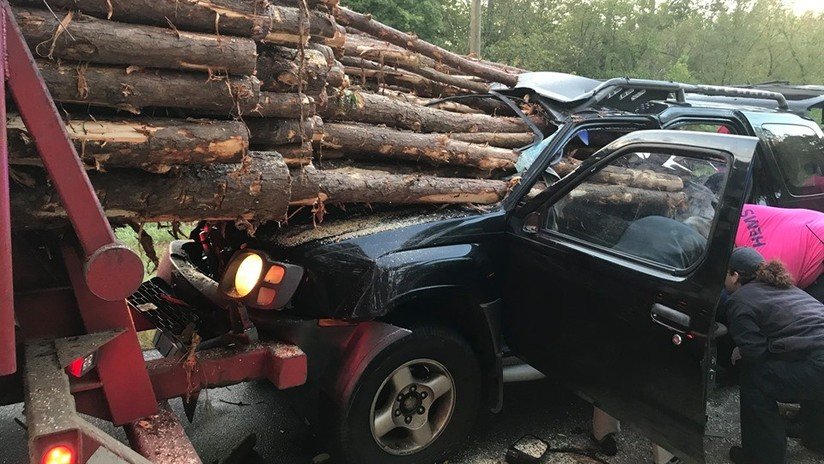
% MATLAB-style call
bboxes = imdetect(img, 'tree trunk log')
[378,89,483,114]
[290,165,507,205]
[322,91,528,133]
[250,92,315,118]
[344,34,489,93]
[336,7,518,87]
[342,57,463,98]
[246,117,317,146]
[554,159,684,192]
[322,123,517,171]
[9,0,273,39]
[256,45,329,94]
[276,143,314,167]
[270,0,338,9]
[565,183,687,211]
[7,115,248,173]
[14,7,257,75]
[449,132,535,148]
[11,152,291,225]
[38,60,260,114]
[264,6,337,46]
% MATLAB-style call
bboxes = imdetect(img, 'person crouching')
[725,247,824,464]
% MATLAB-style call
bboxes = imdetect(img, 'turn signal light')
[218,250,303,310]
[42,445,75,464]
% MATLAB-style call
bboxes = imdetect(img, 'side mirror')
[523,211,540,234]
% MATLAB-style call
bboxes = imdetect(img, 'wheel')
[331,326,481,464]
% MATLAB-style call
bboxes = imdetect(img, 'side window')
[673,122,738,135]
[544,150,728,270]
[761,124,824,196]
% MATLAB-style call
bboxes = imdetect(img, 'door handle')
[651,303,691,334]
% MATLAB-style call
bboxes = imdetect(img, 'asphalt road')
[2,377,822,464]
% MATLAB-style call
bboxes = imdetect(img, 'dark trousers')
[806,275,824,304]
[739,350,824,464]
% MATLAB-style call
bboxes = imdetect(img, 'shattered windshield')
[761,123,824,196]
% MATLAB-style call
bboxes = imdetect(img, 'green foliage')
[370,0,824,85]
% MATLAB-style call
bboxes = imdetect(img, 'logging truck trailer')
[0,2,308,463]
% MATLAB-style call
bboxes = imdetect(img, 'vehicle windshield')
[761,123,824,196]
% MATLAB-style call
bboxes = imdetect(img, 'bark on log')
[277,143,314,167]
[7,116,248,173]
[378,89,483,114]
[9,0,273,39]
[270,0,338,9]
[11,152,291,225]
[251,92,315,118]
[322,91,528,134]
[449,132,535,148]
[336,7,518,87]
[290,165,508,205]
[342,57,463,98]
[264,6,337,46]
[257,45,329,94]
[39,60,260,114]
[14,7,257,75]
[565,183,687,212]
[246,117,318,146]
[322,123,518,171]
[344,34,489,93]
[554,159,684,192]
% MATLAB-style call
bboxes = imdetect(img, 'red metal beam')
[124,401,202,464]
[0,2,15,376]
[146,342,307,400]
[2,2,143,301]
[62,245,158,425]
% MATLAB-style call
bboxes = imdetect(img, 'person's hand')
[731,347,742,366]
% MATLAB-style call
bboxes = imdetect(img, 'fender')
[322,321,411,409]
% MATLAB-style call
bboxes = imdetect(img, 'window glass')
[761,124,824,196]
[674,122,737,134]
[545,151,728,270]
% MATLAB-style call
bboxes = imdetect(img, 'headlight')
[218,250,304,310]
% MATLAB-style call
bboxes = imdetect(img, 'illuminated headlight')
[218,250,304,309]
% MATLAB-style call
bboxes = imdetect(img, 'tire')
[331,326,481,464]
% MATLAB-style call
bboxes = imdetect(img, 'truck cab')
[162,75,823,463]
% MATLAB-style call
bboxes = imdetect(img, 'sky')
[784,0,824,15]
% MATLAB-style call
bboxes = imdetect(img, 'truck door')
[503,130,759,463]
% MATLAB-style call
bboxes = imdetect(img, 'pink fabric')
[736,205,824,289]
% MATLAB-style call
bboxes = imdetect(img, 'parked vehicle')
[161,74,824,463]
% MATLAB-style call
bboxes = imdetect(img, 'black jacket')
[728,282,824,361]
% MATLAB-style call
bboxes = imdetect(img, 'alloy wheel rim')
[369,358,456,455]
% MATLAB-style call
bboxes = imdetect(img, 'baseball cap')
[729,247,765,274]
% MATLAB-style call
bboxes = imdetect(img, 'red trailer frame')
[0,2,307,462]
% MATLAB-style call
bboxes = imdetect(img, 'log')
[322,91,529,133]
[9,0,273,39]
[270,0,338,9]
[336,7,518,87]
[290,165,508,205]
[264,6,337,46]
[13,7,257,75]
[7,116,249,173]
[246,117,317,146]
[251,92,315,118]
[256,45,329,94]
[553,159,684,192]
[11,152,291,225]
[565,183,687,211]
[342,57,463,98]
[322,123,518,171]
[378,89,484,114]
[449,132,535,148]
[277,143,314,167]
[344,34,489,93]
[38,60,261,114]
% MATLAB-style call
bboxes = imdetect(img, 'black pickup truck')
[158,75,824,464]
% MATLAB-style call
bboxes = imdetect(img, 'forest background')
[342,0,824,85]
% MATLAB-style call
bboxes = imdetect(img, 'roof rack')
[587,78,790,111]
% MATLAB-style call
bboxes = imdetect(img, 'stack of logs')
[9,1,541,228]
